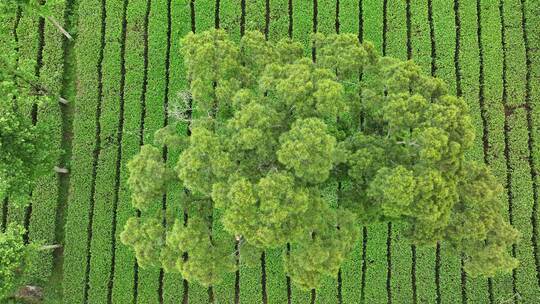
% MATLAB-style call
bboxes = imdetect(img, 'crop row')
[5,5,40,226]
[84,0,128,302]
[359,1,388,303]
[134,0,175,302]
[28,0,67,287]
[499,0,537,302]
[108,0,147,302]
[265,2,293,304]
[385,0,412,303]
[524,0,540,291]
[236,1,266,304]
[429,1,463,303]
[62,0,105,301]
[161,0,193,302]
[337,0,363,301]
[408,0,437,303]
[314,0,341,302]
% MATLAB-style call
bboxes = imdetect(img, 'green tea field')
[2,0,539,303]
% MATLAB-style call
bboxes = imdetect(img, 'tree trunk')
[47,16,73,40]
[38,244,62,251]
[58,96,69,104]
[54,166,69,174]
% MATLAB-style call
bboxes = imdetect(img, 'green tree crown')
[121,29,519,290]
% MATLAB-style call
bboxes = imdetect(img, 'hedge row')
[6,7,41,226]
[315,1,341,302]
[359,1,388,303]
[234,1,267,304]
[500,0,537,302]
[134,0,171,302]
[108,0,147,302]
[266,1,293,303]
[476,0,511,301]
[161,0,192,302]
[524,0,540,290]
[408,1,437,302]
[337,1,364,301]
[289,0,315,302]
[430,1,463,303]
[85,0,127,302]
[455,0,490,302]
[385,1,413,302]
[28,0,66,286]
[184,0,221,302]
[62,0,104,301]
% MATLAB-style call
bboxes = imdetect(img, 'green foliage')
[122,29,519,291]
[0,2,55,207]
[0,0,61,20]
[0,225,37,300]
[0,104,54,204]
[161,216,236,287]
[120,217,164,269]
[127,145,174,211]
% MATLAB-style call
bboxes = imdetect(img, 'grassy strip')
[478,0,514,301]
[62,0,104,301]
[161,0,192,303]
[523,0,540,289]
[360,1,388,303]
[27,0,65,286]
[409,1,437,303]
[265,1,291,303]
[430,1,463,303]
[109,0,147,302]
[337,2,363,304]
[385,0,413,303]
[289,0,314,302]
[85,0,126,302]
[133,0,171,302]
[500,0,538,301]
[455,0,491,302]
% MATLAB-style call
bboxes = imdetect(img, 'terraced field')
[2,0,539,303]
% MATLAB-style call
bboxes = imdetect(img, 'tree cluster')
[121,30,519,291]
[0,0,57,207]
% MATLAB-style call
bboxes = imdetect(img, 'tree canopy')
[0,0,56,206]
[121,29,519,291]
[0,225,37,300]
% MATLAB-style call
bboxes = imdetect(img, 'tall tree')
[121,30,519,290]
